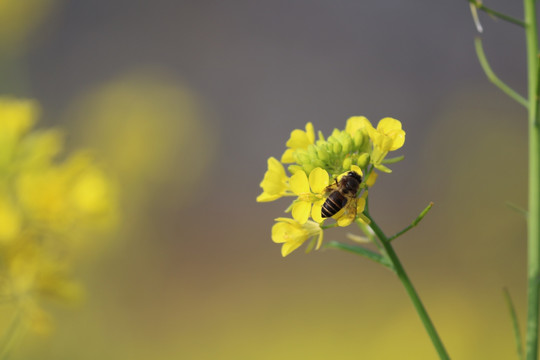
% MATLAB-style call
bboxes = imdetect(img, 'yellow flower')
[345,116,372,137]
[281,122,315,163]
[0,197,21,243]
[256,157,290,202]
[0,96,118,335]
[272,217,323,257]
[290,167,329,224]
[0,97,39,167]
[367,117,405,165]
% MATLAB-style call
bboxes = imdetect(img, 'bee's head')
[348,171,362,183]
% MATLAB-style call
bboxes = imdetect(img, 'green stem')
[365,212,450,360]
[468,0,526,27]
[388,202,434,242]
[474,37,528,108]
[524,0,540,358]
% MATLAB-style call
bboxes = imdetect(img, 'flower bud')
[332,142,342,154]
[317,147,329,161]
[288,164,303,174]
[353,130,365,149]
[357,153,370,168]
[342,157,352,170]
[341,137,352,154]
[295,150,310,165]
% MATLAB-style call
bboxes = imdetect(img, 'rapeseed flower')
[281,122,315,163]
[272,217,323,257]
[256,157,291,202]
[258,116,405,256]
[366,117,405,168]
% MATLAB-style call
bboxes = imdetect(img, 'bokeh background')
[0,0,530,359]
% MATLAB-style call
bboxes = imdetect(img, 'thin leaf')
[326,241,394,270]
[503,288,524,360]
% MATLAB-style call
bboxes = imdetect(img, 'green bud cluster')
[289,128,370,177]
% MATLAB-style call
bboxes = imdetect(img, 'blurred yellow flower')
[281,122,315,163]
[256,157,291,202]
[0,96,117,335]
[272,217,323,257]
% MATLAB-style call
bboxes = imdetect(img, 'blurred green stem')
[524,0,540,358]
[364,211,450,360]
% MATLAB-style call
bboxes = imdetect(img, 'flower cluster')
[0,97,118,333]
[257,116,405,256]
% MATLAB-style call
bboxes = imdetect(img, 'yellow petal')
[286,129,311,149]
[308,167,329,193]
[267,157,285,175]
[350,165,363,177]
[290,171,309,195]
[377,117,402,133]
[256,192,281,202]
[389,131,405,151]
[337,214,354,227]
[272,222,292,243]
[305,122,315,143]
[292,201,311,224]
[311,199,325,223]
[281,148,295,163]
[281,241,303,257]
[345,116,373,136]
[274,217,297,224]
[366,172,378,187]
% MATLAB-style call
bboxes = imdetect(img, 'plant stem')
[474,37,528,108]
[365,212,450,360]
[388,202,434,242]
[468,0,526,27]
[524,0,540,358]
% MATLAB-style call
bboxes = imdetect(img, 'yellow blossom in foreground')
[290,167,329,224]
[272,217,323,257]
[281,122,315,163]
[256,157,290,202]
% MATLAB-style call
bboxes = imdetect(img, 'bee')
[321,171,363,218]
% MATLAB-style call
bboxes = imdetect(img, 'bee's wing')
[324,178,340,193]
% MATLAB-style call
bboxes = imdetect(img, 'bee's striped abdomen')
[321,191,348,218]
